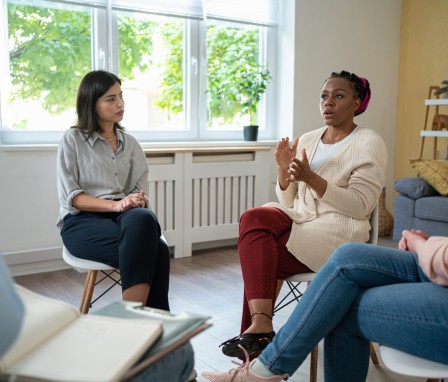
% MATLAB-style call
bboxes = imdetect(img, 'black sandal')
[219,331,275,358]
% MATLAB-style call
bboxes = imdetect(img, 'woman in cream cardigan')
[220,70,387,358]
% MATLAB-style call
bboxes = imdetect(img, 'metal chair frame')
[274,274,311,313]
[84,269,121,309]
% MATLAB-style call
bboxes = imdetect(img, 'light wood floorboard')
[14,236,426,381]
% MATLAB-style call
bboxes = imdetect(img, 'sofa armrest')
[393,195,416,241]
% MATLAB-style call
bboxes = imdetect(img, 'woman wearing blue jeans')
[202,230,448,381]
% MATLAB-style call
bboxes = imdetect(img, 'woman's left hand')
[287,148,313,183]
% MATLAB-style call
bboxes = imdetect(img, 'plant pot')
[243,125,259,141]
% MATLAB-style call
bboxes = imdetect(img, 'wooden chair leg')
[80,270,98,314]
[369,342,380,366]
[79,271,92,312]
[309,345,318,382]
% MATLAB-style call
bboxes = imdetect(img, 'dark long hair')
[72,70,125,138]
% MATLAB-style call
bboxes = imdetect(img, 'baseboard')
[2,246,69,276]
[3,239,238,276]
[192,238,238,251]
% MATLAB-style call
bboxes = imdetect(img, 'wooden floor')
[14,236,426,382]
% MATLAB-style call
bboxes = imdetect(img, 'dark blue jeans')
[258,242,448,381]
[61,208,170,310]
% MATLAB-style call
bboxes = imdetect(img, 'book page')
[0,285,79,372]
[7,315,162,382]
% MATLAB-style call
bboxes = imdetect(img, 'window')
[0,0,278,145]
[116,12,187,133]
[206,20,261,130]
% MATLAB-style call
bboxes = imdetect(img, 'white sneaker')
[188,368,198,381]
[202,346,288,382]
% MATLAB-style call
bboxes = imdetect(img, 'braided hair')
[329,71,371,116]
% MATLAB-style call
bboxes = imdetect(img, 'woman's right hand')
[275,137,299,170]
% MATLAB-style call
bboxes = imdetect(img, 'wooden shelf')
[420,130,448,137]
[421,94,448,159]
[425,98,448,106]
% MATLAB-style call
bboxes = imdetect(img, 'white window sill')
[1,140,277,152]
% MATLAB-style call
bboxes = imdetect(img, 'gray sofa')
[393,177,448,241]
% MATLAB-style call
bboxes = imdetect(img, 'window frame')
[0,0,277,145]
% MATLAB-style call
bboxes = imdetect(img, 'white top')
[310,126,359,171]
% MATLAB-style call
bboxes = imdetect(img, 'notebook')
[93,301,211,380]
[0,285,162,382]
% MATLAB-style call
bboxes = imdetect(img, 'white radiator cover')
[147,148,271,258]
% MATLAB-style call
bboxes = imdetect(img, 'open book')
[0,285,162,382]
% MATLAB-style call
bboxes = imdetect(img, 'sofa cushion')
[415,196,448,223]
[410,159,448,196]
[394,177,439,200]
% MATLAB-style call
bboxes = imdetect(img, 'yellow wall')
[396,0,448,179]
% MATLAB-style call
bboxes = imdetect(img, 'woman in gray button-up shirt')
[56,70,169,310]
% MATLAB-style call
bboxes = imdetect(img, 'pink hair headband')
[355,77,371,116]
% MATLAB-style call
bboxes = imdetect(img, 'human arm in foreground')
[400,229,448,286]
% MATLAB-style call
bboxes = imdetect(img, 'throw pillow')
[394,177,439,199]
[410,159,448,196]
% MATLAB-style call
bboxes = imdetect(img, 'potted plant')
[228,61,272,141]
[434,80,448,98]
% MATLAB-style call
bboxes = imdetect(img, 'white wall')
[1,0,401,275]
[0,147,62,274]
[271,0,401,207]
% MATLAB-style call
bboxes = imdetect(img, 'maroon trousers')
[238,206,311,333]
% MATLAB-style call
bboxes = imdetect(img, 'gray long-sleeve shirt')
[56,128,149,229]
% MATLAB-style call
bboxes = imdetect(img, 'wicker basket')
[378,187,394,237]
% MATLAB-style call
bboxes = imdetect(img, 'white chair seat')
[62,246,115,271]
[284,272,316,283]
[62,233,168,270]
[380,345,448,379]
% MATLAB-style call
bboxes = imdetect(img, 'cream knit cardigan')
[265,126,387,272]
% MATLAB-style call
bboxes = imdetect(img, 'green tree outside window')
[7,3,267,131]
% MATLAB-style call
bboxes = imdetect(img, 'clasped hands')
[276,137,312,184]
[115,190,146,212]
[399,229,429,253]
